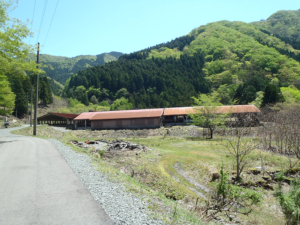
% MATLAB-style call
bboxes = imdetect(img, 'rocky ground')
[71,125,207,139]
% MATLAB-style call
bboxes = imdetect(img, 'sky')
[9,0,300,58]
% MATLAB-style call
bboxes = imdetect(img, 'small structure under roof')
[74,112,99,120]
[88,108,164,130]
[73,112,100,129]
[163,105,261,126]
[164,105,260,116]
[37,112,79,127]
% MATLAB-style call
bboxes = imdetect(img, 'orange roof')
[48,112,79,119]
[215,105,261,114]
[163,107,196,116]
[163,105,260,116]
[37,112,79,120]
[90,108,164,120]
[74,112,99,121]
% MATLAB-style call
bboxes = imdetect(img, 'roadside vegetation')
[13,104,300,225]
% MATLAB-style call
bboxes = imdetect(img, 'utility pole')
[30,85,33,127]
[34,42,40,135]
[28,86,33,126]
[27,93,29,124]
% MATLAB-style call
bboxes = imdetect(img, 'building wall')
[91,117,161,130]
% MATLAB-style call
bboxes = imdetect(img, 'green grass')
[11,125,291,224]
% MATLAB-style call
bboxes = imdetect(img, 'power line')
[36,0,48,43]
[43,0,60,47]
[29,0,37,45]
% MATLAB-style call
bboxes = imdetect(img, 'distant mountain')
[253,10,300,50]
[47,77,63,96]
[27,51,123,85]
[62,10,300,108]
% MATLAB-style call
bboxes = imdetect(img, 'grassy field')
[12,125,292,224]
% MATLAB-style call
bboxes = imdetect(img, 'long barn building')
[73,105,260,130]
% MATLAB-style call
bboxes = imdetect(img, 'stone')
[249,168,261,175]
[262,176,271,181]
[284,177,295,185]
[211,172,220,181]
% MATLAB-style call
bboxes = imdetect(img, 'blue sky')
[10,0,300,58]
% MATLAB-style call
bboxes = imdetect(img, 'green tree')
[262,83,285,106]
[87,87,101,101]
[249,91,264,108]
[217,84,236,105]
[203,167,262,221]
[115,88,129,99]
[73,86,89,106]
[69,97,81,107]
[189,92,227,139]
[0,74,15,115]
[8,76,27,116]
[39,76,53,105]
[0,1,40,115]
[110,97,133,111]
[99,100,110,107]
[90,95,98,105]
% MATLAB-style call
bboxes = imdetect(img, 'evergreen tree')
[39,76,53,105]
[46,77,53,104]
[262,83,285,106]
[90,95,98,105]
[9,76,27,116]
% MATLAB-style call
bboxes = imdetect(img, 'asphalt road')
[0,126,114,225]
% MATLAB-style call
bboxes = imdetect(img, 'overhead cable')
[43,0,60,48]
[36,0,48,43]
[29,0,37,45]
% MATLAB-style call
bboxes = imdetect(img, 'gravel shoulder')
[49,139,163,225]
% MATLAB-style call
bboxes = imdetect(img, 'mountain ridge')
[61,9,300,108]
[27,51,123,85]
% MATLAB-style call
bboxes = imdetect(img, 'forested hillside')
[27,52,123,85]
[254,9,300,50]
[63,9,300,109]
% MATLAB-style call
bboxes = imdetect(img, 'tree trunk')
[210,127,213,139]
[236,154,240,182]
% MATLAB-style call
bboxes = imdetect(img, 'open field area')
[12,125,300,224]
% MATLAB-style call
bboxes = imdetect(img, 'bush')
[275,172,300,225]
[202,168,262,222]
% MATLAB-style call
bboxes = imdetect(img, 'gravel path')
[50,139,163,225]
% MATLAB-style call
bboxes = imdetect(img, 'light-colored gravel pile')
[50,139,163,225]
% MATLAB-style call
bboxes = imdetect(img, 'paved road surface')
[0,126,114,225]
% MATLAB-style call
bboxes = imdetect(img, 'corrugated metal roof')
[163,107,196,116]
[74,112,99,121]
[37,112,79,119]
[163,105,260,116]
[215,105,261,114]
[90,108,164,120]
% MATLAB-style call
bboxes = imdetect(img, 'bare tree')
[259,103,300,169]
[223,126,258,181]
